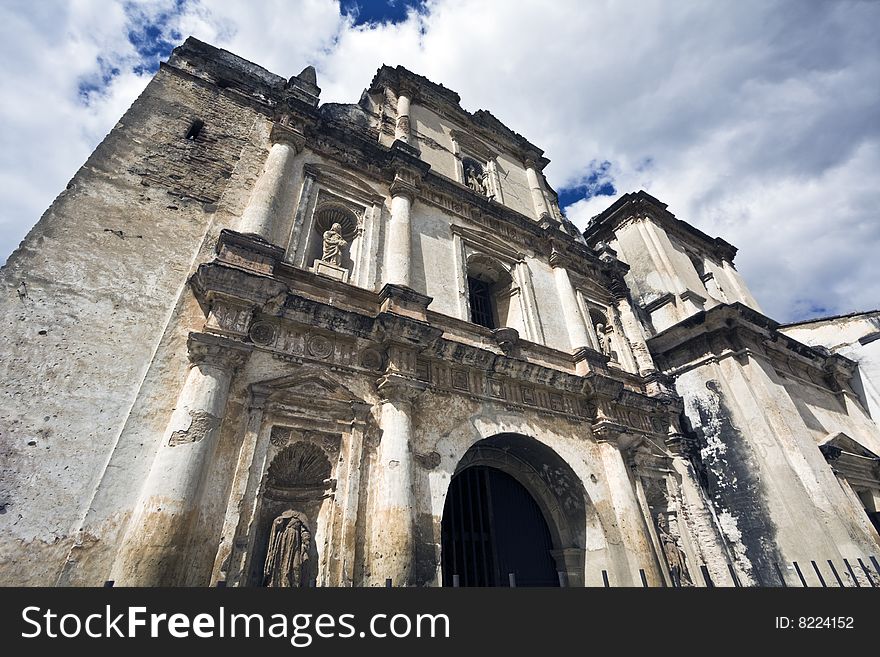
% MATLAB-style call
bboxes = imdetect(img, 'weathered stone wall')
[409,103,540,221]
[0,42,279,585]
[675,355,879,586]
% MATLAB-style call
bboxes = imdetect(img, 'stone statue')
[321,222,347,266]
[656,513,691,587]
[595,323,610,356]
[263,510,311,588]
[464,163,486,195]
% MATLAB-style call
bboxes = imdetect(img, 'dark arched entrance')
[441,465,559,587]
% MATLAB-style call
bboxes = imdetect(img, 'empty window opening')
[465,255,514,330]
[468,277,495,329]
[185,119,204,141]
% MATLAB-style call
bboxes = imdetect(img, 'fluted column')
[237,123,305,243]
[385,168,420,288]
[111,333,251,585]
[370,375,420,586]
[525,157,551,222]
[550,251,591,351]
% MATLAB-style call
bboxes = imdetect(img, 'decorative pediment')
[820,432,880,489]
[451,129,500,162]
[303,162,384,204]
[251,366,368,424]
[452,223,523,263]
[820,432,879,460]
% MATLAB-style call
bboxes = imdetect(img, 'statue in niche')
[464,161,487,196]
[595,323,611,356]
[262,510,311,588]
[656,513,692,587]
[321,222,348,267]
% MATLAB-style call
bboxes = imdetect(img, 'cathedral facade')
[1,38,878,587]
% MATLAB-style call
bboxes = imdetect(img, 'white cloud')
[1,0,878,322]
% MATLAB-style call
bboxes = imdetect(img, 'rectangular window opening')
[468,277,495,329]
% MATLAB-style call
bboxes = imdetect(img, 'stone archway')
[440,433,587,586]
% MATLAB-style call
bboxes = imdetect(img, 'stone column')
[594,425,662,586]
[237,123,305,243]
[550,252,591,351]
[394,88,413,144]
[525,157,551,222]
[111,333,251,586]
[370,376,419,586]
[385,168,420,288]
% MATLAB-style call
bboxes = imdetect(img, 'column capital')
[376,373,426,404]
[593,421,644,453]
[269,122,306,152]
[592,419,628,445]
[378,283,434,320]
[187,332,252,372]
[388,141,429,183]
[388,146,427,199]
[396,81,419,101]
[389,174,419,201]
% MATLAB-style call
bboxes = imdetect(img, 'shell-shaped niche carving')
[315,203,358,239]
[267,441,332,490]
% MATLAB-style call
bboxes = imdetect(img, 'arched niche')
[226,365,372,588]
[306,202,359,273]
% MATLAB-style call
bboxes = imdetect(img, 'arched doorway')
[442,465,558,586]
[440,433,588,587]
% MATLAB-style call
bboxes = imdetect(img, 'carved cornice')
[584,191,738,263]
[192,231,674,428]
[648,303,860,394]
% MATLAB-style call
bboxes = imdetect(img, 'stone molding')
[648,303,860,392]
[191,232,673,434]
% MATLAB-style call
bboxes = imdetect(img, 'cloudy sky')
[1,0,877,322]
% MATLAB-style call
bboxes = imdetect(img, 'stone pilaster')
[593,422,663,586]
[237,123,306,243]
[110,333,251,585]
[336,403,371,586]
[209,387,267,586]
[549,249,591,352]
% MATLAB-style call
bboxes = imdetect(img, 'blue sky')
[1,0,878,323]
